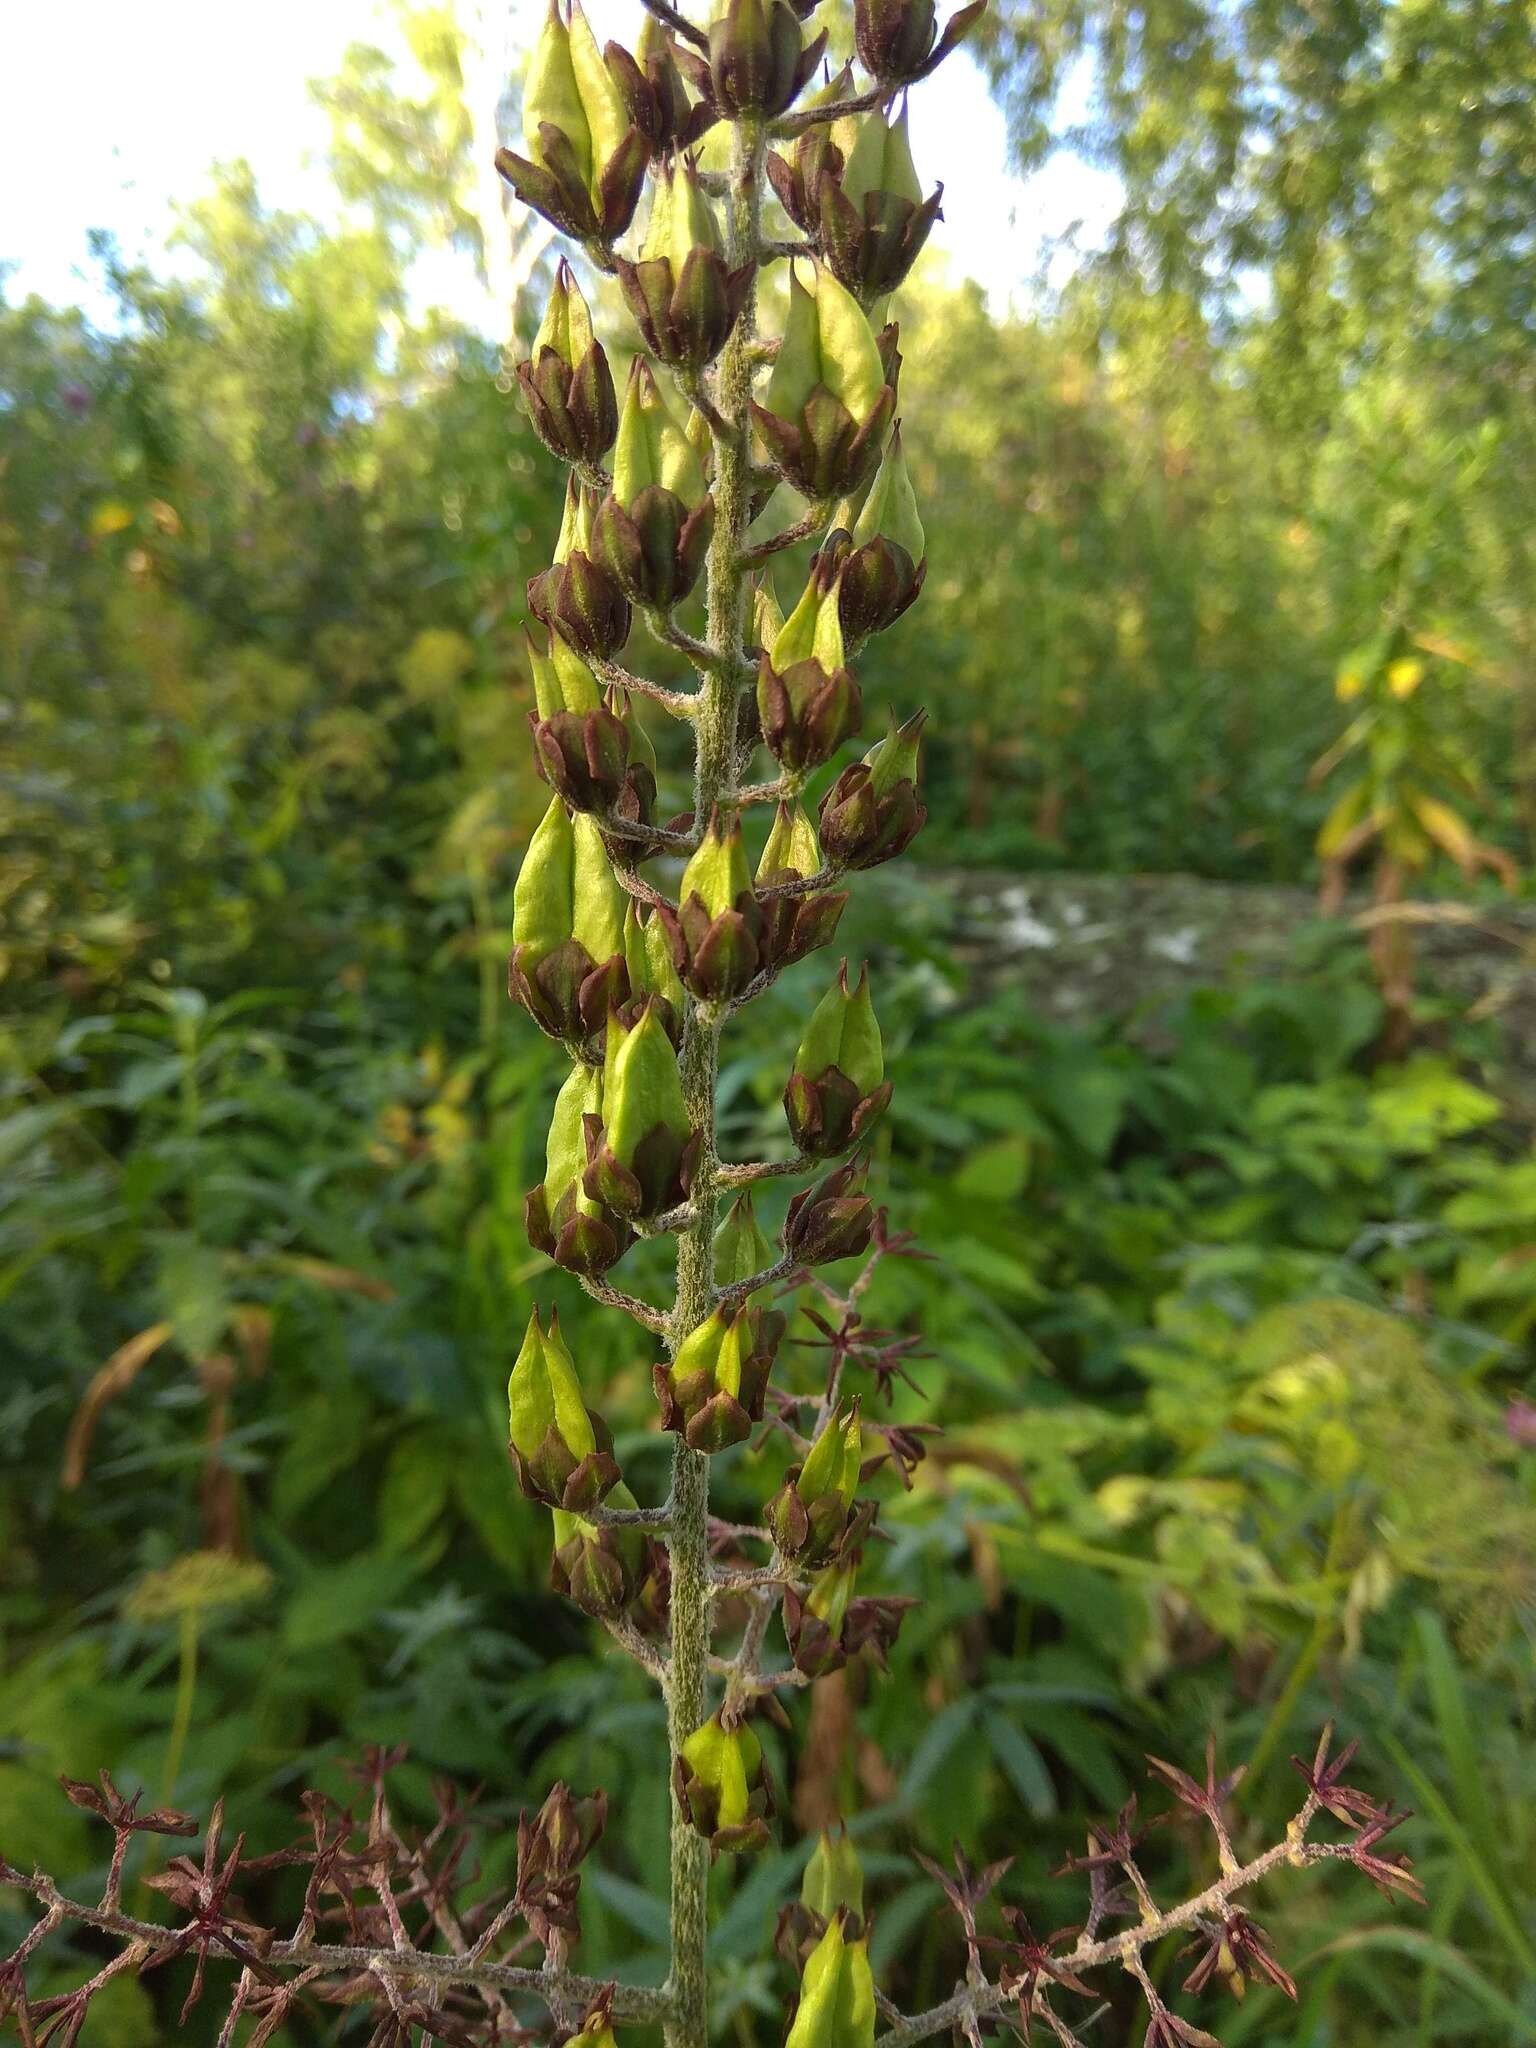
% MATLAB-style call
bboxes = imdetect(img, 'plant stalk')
[661,108,766,2048]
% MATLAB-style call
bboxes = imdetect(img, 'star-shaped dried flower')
[1288,1725,1383,1830]
[1181,1911,1297,2002]
[914,1842,1014,1973]
[981,1909,1093,2041]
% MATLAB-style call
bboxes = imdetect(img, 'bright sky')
[1,0,1118,326]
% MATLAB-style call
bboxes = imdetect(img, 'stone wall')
[923,869,1536,1082]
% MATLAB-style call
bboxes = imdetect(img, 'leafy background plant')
[3,0,1534,2040]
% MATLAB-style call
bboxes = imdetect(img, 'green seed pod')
[620,900,685,1041]
[817,709,928,869]
[757,562,863,772]
[853,0,987,87]
[613,356,710,511]
[755,800,849,972]
[525,1062,632,1279]
[785,1911,876,2048]
[516,258,619,467]
[784,960,892,1157]
[593,359,715,608]
[776,1822,867,1964]
[509,796,629,1042]
[508,1306,620,1511]
[529,617,603,723]
[528,475,633,661]
[496,0,649,242]
[689,0,828,119]
[714,1191,778,1295]
[550,1479,667,1625]
[754,573,787,650]
[830,424,927,638]
[783,1153,877,1269]
[653,1297,784,1451]
[525,620,637,817]
[818,102,943,301]
[767,1399,873,1567]
[656,804,764,1001]
[753,265,896,501]
[618,159,753,371]
[675,1709,774,1851]
[783,1559,913,1677]
[523,0,591,180]
[765,63,858,231]
[803,1828,864,1927]
[606,12,717,155]
[585,1001,697,1219]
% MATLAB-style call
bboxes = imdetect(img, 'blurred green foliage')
[2,1,1535,2041]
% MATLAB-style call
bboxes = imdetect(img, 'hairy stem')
[661,108,767,2048]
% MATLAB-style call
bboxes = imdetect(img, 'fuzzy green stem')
[661,110,767,2048]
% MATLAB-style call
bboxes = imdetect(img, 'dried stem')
[875,1824,1349,2048]
[639,0,708,50]
[5,1870,675,2023]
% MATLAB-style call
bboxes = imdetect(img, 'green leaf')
[983,1710,1056,1816]
[282,1553,420,1652]
[953,1135,1032,1201]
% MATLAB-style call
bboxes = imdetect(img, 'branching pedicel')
[1,2,1419,2042]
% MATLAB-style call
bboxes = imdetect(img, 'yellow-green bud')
[715,1192,777,1291]
[604,1002,690,1157]
[679,811,754,920]
[766,265,888,431]
[510,1306,595,1465]
[552,472,598,564]
[623,901,686,1013]
[568,0,632,179]
[550,1478,661,1622]
[793,961,884,1097]
[529,624,603,720]
[661,806,764,1001]
[525,1062,629,1279]
[676,1710,773,1850]
[755,576,787,649]
[840,102,925,212]
[532,255,599,368]
[799,1400,862,1511]
[785,960,890,1156]
[524,0,592,183]
[768,1399,869,1566]
[770,571,847,675]
[508,1306,619,1511]
[612,358,709,511]
[852,424,925,564]
[805,1560,858,1633]
[866,707,925,799]
[643,157,723,267]
[654,1295,783,1452]
[757,801,823,885]
[785,1913,875,2048]
[544,1060,603,1204]
[801,1829,865,1924]
[510,800,628,1041]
